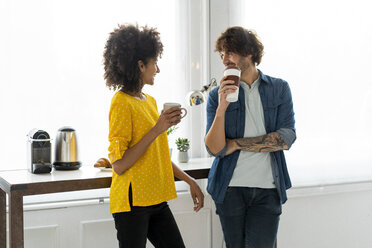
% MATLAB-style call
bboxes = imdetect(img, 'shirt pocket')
[263,101,281,131]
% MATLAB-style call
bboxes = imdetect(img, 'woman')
[103,24,204,248]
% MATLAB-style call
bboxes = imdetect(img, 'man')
[205,26,296,248]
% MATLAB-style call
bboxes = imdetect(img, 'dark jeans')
[215,187,282,248]
[112,186,185,248]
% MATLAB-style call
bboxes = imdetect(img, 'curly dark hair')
[215,26,264,65]
[103,24,163,92]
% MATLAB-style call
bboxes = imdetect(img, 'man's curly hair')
[215,26,264,66]
[103,24,163,92]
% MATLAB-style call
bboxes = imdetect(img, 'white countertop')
[1,156,372,205]
[2,155,371,188]
[0,158,213,205]
[0,166,110,185]
[0,157,213,186]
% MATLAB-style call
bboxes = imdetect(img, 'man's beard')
[237,57,249,72]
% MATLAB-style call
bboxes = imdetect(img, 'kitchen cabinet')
[12,190,220,248]
[0,158,216,248]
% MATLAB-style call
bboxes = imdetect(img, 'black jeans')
[112,187,185,248]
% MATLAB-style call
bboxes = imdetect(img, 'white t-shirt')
[229,77,275,188]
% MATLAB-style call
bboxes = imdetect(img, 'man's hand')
[225,138,239,156]
[217,76,238,113]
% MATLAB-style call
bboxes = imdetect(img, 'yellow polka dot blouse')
[108,91,177,213]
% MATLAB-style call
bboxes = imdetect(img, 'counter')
[0,157,213,248]
[1,155,371,248]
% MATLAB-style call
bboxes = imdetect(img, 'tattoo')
[235,132,288,152]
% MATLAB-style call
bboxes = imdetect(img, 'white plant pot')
[178,151,189,163]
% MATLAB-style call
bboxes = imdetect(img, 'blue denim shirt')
[205,70,296,204]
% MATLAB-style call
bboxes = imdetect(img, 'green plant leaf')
[175,137,190,152]
[167,126,179,136]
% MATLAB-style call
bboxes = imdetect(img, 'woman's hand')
[217,76,238,112]
[113,107,182,175]
[171,162,205,212]
[189,179,204,212]
[153,106,182,135]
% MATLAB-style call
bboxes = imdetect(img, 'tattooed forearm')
[235,132,288,152]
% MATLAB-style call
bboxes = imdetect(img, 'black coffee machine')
[27,129,52,174]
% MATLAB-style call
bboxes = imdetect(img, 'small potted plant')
[175,138,190,163]
[167,126,178,157]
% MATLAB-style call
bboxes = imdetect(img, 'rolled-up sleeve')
[108,100,132,164]
[205,138,227,158]
[277,128,296,149]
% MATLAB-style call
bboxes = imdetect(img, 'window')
[224,0,372,184]
[0,0,203,170]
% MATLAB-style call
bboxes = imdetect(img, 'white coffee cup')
[163,102,187,119]
[223,66,241,102]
